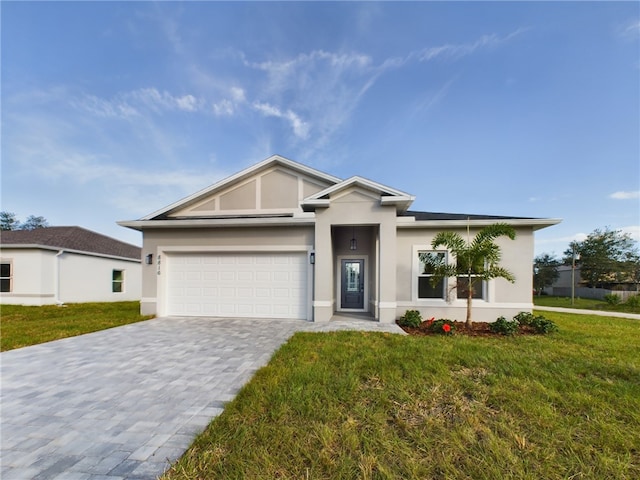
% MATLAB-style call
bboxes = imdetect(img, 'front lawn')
[0,301,153,351]
[163,311,640,479]
[533,294,640,314]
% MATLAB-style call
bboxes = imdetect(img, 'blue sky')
[2,1,639,257]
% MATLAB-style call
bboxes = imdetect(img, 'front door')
[341,259,364,309]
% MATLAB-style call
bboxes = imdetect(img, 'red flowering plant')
[427,319,455,335]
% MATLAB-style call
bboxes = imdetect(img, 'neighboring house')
[119,155,560,323]
[547,265,638,300]
[0,227,142,306]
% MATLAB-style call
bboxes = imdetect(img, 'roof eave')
[118,216,317,230]
[398,218,562,230]
[0,244,141,262]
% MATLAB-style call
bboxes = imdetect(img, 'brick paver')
[1,316,403,479]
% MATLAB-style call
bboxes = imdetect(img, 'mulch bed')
[398,321,538,337]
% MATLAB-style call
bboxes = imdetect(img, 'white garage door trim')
[162,250,311,320]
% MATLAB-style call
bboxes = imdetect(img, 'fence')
[551,287,638,301]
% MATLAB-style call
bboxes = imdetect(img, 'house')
[547,265,638,301]
[119,155,560,323]
[0,226,142,306]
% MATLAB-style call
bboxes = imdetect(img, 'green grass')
[533,294,640,314]
[0,301,153,351]
[164,311,640,480]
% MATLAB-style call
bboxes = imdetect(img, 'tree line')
[534,227,640,293]
[0,211,49,231]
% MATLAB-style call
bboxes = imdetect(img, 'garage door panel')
[167,252,307,319]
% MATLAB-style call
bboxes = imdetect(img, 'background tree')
[564,227,640,288]
[20,215,49,230]
[421,223,516,328]
[0,211,49,231]
[0,211,20,231]
[534,253,561,295]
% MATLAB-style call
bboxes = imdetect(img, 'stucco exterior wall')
[58,254,141,303]
[313,188,398,322]
[395,226,534,322]
[0,249,141,305]
[0,249,56,305]
[140,226,315,315]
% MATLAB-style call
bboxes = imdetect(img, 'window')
[112,270,124,293]
[456,275,484,299]
[417,251,446,299]
[1,261,12,293]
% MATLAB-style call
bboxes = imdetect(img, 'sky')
[2,1,639,258]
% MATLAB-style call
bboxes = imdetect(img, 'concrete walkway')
[0,317,403,480]
[534,306,640,320]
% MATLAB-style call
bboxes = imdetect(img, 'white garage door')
[166,252,308,319]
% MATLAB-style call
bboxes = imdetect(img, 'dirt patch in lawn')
[398,321,539,337]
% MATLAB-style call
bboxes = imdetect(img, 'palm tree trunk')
[466,286,473,328]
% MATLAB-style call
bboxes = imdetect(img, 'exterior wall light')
[145,254,153,265]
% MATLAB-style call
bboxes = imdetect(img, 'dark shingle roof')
[401,210,536,221]
[0,227,141,260]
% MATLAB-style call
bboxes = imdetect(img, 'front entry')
[340,259,364,309]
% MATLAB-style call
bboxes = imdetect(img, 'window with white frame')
[112,269,124,293]
[1,261,12,293]
[456,274,484,299]
[417,251,446,299]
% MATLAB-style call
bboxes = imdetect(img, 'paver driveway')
[1,316,403,480]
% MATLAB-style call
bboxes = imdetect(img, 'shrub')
[529,316,559,334]
[512,311,559,334]
[489,316,520,335]
[513,311,536,326]
[398,310,422,328]
[625,294,640,307]
[604,294,622,305]
[427,318,455,335]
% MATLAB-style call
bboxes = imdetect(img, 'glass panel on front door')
[346,262,360,292]
[341,259,364,309]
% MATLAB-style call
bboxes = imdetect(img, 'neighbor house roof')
[0,227,141,260]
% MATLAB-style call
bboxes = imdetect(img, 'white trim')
[378,301,397,309]
[141,297,157,303]
[313,300,333,307]
[302,176,415,212]
[157,245,312,253]
[396,301,533,310]
[398,218,562,231]
[412,245,450,302]
[336,255,369,313]
[0,244,140,263]
[140,155,341,220]
[118,216,315,230]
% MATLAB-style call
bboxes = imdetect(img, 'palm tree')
[420,222,516,328]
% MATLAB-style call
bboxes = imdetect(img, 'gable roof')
[301,176,415,212]
[142,154,341,220]
[0,227,141,260]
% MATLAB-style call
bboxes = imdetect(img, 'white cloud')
[73,88,205,118]
[416,28,528,62]
[252,102,310,139]
[127,88,204,112]
[213,99,235,116]
[621,225,640,242]
[610,190,640,200]
[619,19,640,39]
[211,86,247,116]
[72,94,139,119]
